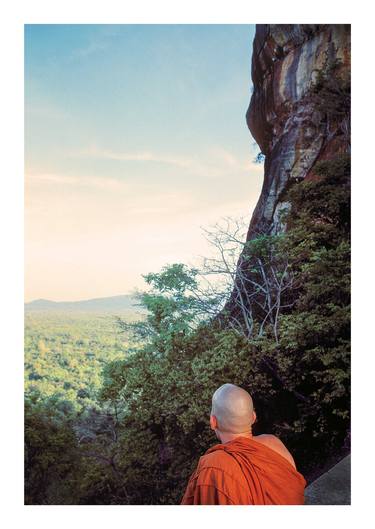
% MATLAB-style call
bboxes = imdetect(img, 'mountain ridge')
[25,294,142,313]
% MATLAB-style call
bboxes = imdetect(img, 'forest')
[25,311,140,409]
[25,154,350,504]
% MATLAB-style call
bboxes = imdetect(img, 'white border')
[1,1,373,527]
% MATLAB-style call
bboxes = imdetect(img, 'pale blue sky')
[25,24,263,301]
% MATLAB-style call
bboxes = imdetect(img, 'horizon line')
[24,292,138,304]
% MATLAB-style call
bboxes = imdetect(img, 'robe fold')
[181,436,306,505]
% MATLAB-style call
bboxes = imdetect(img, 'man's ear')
[252,410,257,426]
[210,415,218,431]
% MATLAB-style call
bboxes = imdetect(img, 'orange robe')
[181,436,306,505]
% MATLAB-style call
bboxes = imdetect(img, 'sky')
[24,24,263,302]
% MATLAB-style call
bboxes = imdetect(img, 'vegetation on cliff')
[25,154,350,504]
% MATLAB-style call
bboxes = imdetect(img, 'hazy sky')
[25,24,263,302]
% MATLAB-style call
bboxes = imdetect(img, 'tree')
[25,392,81,504]
[24,153,350,504]
[200,218,296,343]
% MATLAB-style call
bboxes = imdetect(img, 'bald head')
[211,384,254,434]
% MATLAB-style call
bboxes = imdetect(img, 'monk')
[181,383,306,505]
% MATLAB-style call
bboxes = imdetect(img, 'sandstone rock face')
[245,24,350,240]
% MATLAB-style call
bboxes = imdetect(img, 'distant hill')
[25,295,144,313]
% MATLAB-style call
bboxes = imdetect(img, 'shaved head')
[211,383,254,434]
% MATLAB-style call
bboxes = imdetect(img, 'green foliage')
[24,392,81,504]
[310,56,350,122]
[97,323,276,504]
[272,155,351,465]
[25,154,350,504]
[253,152,265,164]
[24,311,137,408]
[120,263,206,356]
[95,154,350,502]
[305,55,350,149]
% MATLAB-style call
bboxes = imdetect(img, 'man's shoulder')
[198,448,238,473]
[254,434,296,468]
[253,434,287,451]
[196,449,249,490]
[200,448,231,465]
[254,433,281,444]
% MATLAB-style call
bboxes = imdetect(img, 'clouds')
[71,25,122,59]
[25,172,129,191]
[25,148,263,301]
[76,146,194,168]
[25,24,260,301]
[26,145,264,217]
[25,143,264,216]
[72,144,263,179]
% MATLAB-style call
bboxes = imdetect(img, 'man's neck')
[218,431,253,444]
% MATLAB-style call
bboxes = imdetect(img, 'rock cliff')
[245,24,350,239]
